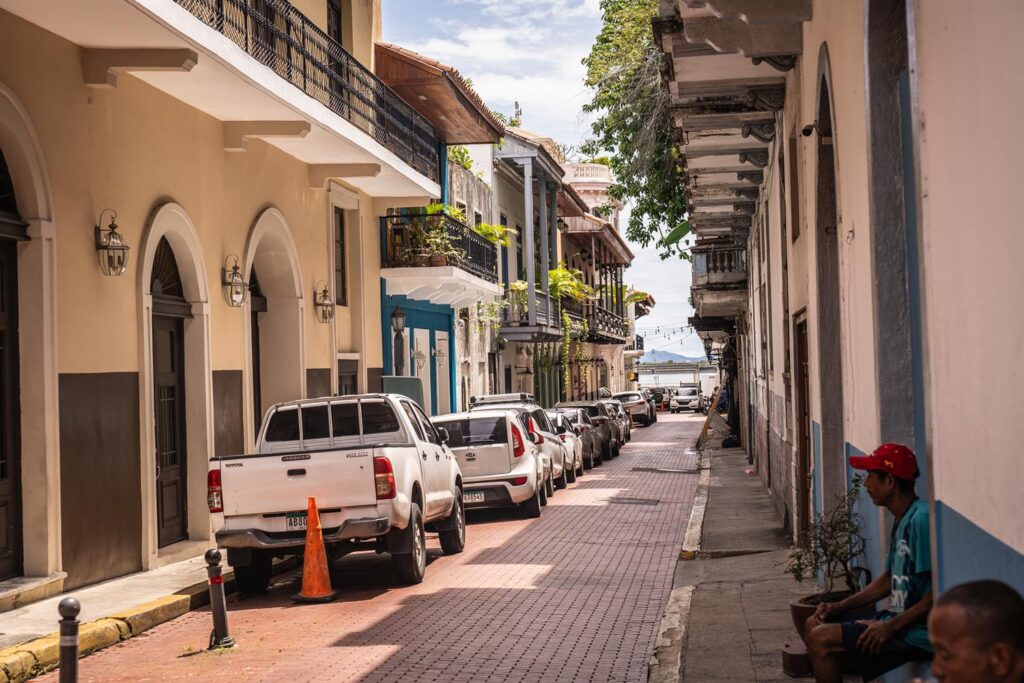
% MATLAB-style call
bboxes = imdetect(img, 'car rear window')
[361,402,401,435]
[331,403,360,437]
[435,417,508,448]
[581,405,600,417]
[264,408,299,442]
[616,393,642,401]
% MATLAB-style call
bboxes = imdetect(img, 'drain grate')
[631,466,698,474]
[609,497,661,506]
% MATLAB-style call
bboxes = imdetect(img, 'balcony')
[561,295,584,322]
[381,211,502,308]
[591,304,629,343]
[500,290,562,342]
[693,246,748,286]
[691,246,748,318]
[175,0,438,181]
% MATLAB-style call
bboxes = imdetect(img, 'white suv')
[431,410,547,517]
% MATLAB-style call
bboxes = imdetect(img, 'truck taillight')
[207,469,223,513]
[511,424,525,458]
[373,456,396,500]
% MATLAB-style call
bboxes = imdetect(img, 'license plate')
[285,512,308,531]
[464,491,486,504]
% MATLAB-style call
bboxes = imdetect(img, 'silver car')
[613,391,652,426]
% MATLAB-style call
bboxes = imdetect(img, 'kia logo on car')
[466,452,477,460]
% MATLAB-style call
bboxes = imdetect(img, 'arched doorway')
[243,209,303,445]
[814,50,846,503]
[150,238,188,547]
[138,203,213,564]
[0,148,23,581]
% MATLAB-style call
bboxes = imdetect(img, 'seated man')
[926,580,1024,683]
[804,444,933,682]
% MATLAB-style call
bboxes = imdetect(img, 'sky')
[382,0,704,357]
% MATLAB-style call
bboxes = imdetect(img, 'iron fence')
[383,212,498,283]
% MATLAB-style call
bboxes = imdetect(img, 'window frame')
[334,206,347,306]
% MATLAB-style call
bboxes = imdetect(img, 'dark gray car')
[549,407,602,468]
[554,401,620,460]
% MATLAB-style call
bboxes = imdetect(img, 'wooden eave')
[375,42,504,145]
[563,215,634,265]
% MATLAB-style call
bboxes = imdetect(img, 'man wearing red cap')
[804,443,934,682]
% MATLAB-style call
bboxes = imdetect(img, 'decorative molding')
[746,85,786,111]
[741,122,776,143]
[737,170,764,184]
[222,121,311,151]
[81,48,198,88]
[751,55,798,72]
[738,150,769,168]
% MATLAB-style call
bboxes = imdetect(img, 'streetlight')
[391,305,407,375]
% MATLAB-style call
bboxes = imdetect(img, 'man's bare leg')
[805,623,846,683]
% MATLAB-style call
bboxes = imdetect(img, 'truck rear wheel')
[438,496,466,555]
[392,503,426,585]
[234,552,272,595]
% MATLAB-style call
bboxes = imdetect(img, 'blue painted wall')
[846,443,885,585]
[935,501,1024,595]
[379,283,456,415]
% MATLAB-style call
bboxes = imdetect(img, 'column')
[549,186,558,267]
[523,158,536,326]
[539,174,550,296]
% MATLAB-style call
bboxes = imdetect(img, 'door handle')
[421,451,428,460]
[287,469,307,477]
[435,453,441,461]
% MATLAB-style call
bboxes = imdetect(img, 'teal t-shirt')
[879,498,933,651]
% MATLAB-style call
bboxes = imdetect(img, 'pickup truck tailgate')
[219,447,377,516]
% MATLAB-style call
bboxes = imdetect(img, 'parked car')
[555,400,620,460]
[209,394,465,592]
[670,386,701,412]
[601,399,632,443]
[551,407,602,468]
[545,410,584,479]
[469,394,570,492]
[431,410,547,518]
[613,391,653,426]
[647,386,670,412]
[641,388,658,423]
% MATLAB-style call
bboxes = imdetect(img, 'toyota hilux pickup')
[207,394,465,592]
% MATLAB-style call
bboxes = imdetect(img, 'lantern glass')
[96,226,130,277]
[391,306,406,333]
[223,262,248,308]
[314,286,334,324]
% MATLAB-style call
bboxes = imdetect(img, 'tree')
[582,0,690,259]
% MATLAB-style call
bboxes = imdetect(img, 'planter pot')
[429,254,447,267]
[412,253,430,267]
[791,591,853,640]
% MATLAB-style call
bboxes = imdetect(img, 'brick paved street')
[41,414,702,683]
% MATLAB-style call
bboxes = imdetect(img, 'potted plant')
[785,474,871,639]
[507,280,528,323]
[423,224,464,267]
[548,262,592,309]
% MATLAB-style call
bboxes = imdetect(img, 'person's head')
[929,580,1024,682]
[849,443,919,507]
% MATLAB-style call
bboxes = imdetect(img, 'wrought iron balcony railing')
[504,290,558,328]
[175,0,439,182]
[592,305,629,339]
[560,295,584,322]
[692,246,747,286]
[383,212,498,283]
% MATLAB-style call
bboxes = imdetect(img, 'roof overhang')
[374,42,504,145]
[563,214,634,264]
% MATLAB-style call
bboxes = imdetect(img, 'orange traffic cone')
[291,496,339,603]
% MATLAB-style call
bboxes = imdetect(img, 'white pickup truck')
[207,394,465,592]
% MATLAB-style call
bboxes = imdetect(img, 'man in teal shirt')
[804,443,934,682]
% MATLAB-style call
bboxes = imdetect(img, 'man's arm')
[835,572,890,611]
[856,588,933,654]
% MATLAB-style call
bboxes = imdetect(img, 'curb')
[679,456,711,560]
[0,558,297,682]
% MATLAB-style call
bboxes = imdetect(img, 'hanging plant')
[475,301,507,334]
[549,262,593,302]
[561,310,572,399]
[473,222,517,247]
[507,280,528,320]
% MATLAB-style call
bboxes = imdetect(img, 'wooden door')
[795,319,811,544]
[153,314,187,547]
[0,240,20,580]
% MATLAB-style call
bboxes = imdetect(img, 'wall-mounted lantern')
[221,255,248,308]
[95,209,129,276]
[313,280,334,324]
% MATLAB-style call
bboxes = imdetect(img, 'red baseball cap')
[849,443,920,480]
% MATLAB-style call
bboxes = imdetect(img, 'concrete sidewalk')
[676,433,805,682]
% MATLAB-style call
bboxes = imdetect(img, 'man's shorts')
[837,617,933,682]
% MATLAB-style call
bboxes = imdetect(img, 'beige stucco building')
[658,0,1024,612]
[0,0,502,600]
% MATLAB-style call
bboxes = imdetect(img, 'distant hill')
[640,349,707,364]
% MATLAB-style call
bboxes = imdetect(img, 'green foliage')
[422,225,464,260]
[473,222,516,247]
[447,145,473,171]
[786,475,868,595]
[582,0,690,259]
[491,110,522,129]
[548,263,593,301]
[624,289,651,305]
[507,280,529,318]
[475,301,507,334]
[425,202,467,223]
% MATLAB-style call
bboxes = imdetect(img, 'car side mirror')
[556,424,567,435]
[436,427,449,444]
[527,432,539,444]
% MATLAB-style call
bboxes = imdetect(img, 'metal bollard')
[58,597,80,683]
[205,549,235,650]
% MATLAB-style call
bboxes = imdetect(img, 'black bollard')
[58,597,80,683]
[205,549,235,650]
